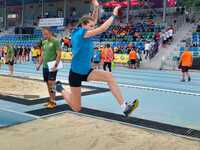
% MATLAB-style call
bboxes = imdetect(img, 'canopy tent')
[167,0,176,7]
[101,0,176,8]
[101,0,143,8]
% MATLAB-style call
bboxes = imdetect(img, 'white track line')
[90,81,200,97]
[1,71,200,96]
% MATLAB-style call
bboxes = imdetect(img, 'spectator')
[179,48,193,82]
[144,40,151,59]
[32,46,38,64]
[103,44,114,72]
[128,49,137,69]
[5,44,15,76]
[93,47,101,69]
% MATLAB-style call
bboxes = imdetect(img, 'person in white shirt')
[162,31,167,47]
[168,27,174,42]
[165,30,170,43]
[144,41,151,59]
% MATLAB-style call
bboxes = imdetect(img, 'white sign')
[47,60,63,72]
[8,14,17,19]
[39,18,64,27]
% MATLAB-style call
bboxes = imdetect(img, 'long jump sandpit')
[0,75,200,150]
[0,113,200,150]
[0,76,90,100]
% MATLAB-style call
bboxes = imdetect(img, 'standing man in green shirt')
[6,44,15,76]
[36,27,62,109]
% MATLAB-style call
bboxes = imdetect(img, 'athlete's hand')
[91,0,99,6]
[51,66,57,72]
[113,6,121,16]
[36,64,40,71]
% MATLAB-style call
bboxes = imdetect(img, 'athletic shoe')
[54,81,64,93]
[188,77,191,82]
[47,101,57,109]
[123,99,139,117]
[181,79,185,82]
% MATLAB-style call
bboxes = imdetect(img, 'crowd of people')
[0,45,31,64]
[60,22,174,62]
[92,43,143,72]
[0,44,42,75]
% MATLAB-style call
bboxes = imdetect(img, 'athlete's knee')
[71,106,81,112]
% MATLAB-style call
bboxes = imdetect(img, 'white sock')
[120,101,127,111]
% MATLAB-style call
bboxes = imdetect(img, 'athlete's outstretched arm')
[91,0,99,25]
[84,6,121,38]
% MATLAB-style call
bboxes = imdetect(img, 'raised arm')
[91,0,99,24]
[84,6,121,38]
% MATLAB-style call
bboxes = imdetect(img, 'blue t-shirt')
[71,27,94,75]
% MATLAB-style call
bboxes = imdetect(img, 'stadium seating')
[192,32,200,47]
[0,34,42,47]
[92,23,163,52]
[179,25,200,57]
[0,27,64,47]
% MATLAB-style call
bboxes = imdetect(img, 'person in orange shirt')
[103,44,114,72]
[179,48,193,82]
[128,49,137,69]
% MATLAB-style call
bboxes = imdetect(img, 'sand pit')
[0,76,91,100]
[0,113,200,150]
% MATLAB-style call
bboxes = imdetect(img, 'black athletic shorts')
[181,66,190,73]
[130,59,136,64]
[43,68,57,82]
[69,69,93,87]
[5,60,14,66]
[94,61,100,64]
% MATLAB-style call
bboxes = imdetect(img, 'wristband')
[94,5,100,9]
[112,15,117,19]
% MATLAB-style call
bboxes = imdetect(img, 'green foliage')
[177,0,200,8]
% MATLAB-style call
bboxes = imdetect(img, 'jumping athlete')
[54,0,139,117]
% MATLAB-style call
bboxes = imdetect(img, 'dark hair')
[106,44,111,48]
[78,15,94,27]
[42,27,51,32]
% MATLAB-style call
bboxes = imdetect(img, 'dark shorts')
[5,60,14,66]
[19,51,23,56]
[181,66,190,73]
[43,68,57,82]
[130,59,136,64]
[94,61,100,64]
[69,69,93,87]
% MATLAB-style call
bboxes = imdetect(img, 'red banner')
[101,0,143,8]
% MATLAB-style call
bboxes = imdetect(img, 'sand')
[0,113,200,150]
[0,76,91,99]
